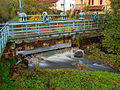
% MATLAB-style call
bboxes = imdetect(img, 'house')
[52,0,75,11]
[70,0,111,17]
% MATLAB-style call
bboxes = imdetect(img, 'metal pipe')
[105,0,107,13]
[80,0,82,12]
[63,0,65,13]
[19,0,22,13]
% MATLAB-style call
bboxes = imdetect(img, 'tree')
[101,0,120,54]
[0,0,10,22]
[0,0,60,22]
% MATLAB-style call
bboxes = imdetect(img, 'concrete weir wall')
[2,36,72,59]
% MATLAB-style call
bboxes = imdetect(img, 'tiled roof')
[50,0,59,3]
[87,5,105,10]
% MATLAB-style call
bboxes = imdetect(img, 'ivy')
[102,0,120,54]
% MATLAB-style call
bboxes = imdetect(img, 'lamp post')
[19,0,22,13]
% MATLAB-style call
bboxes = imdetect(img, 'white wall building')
[55,0,75,11]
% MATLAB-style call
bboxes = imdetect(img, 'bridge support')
[3,42,16,59]
[2,37,72,59]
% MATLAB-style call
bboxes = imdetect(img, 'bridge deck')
[0,15,105,58]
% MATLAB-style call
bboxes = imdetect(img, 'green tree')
[102,0,120,54]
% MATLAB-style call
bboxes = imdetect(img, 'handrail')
[0,13,105,58]
[0,25,8,57]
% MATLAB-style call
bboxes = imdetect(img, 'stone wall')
[2,36,72,59]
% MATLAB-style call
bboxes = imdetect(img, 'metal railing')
[0,25,8,57]
[0,13,105,58]
[0,24,5,30]
[7,19,103,39]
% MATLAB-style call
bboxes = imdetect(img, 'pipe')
[80,0,82,12]
[19,0,22,13]
[63,0,65,13]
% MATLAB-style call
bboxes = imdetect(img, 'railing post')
[57,23,59,32]
[2,31,4,48]
[73,21,74,30]
[38,24,40,35]
[59,23,60,32]
[68,23,69,31]
[0,40,1,54]
[4,29,6,45]
[84,21,85,30]
[6,23,10,37]
[91,21,92,29]
[49,24,51,34]
[12,25,14,38]
[26,24,28,36]
[35,24,37,33]
[88,21,90,29]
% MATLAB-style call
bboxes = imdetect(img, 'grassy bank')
[11,69,120,90]
[0,58,17,90]
[0,57,120,90]
[85,44,120,71]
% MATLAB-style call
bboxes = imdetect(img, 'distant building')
[75,0,110,11]
[51,0,75,11]
[70,0,111,17]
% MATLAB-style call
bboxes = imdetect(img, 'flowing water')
[25,47,119,73]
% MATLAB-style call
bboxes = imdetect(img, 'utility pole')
[19,0,22,13]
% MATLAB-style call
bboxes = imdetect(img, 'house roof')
[50,0,59,3]
[87,5,105,10]
[33,0,59,3]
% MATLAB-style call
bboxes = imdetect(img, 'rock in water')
[74,50,83,58]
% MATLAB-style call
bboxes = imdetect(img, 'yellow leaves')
[29,15,41,21]
[71,62,76,65]
[75,64,88,70]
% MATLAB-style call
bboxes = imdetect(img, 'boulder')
[74,50,83,58]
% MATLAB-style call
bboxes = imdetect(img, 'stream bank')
[85,44,120,72]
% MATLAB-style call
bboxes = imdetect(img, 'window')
[88,0,94,5]
[61,4,64,7]
[92,0,94,5]
[100,0,102,5]
[88,0,90,5]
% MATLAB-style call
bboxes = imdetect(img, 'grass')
[0,58,17,90]
[0,57,120,90]
[12,69,120,90]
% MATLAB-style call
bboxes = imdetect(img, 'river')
[23,47,119,73]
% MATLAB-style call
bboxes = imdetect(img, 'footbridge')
[0,11,106,58]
